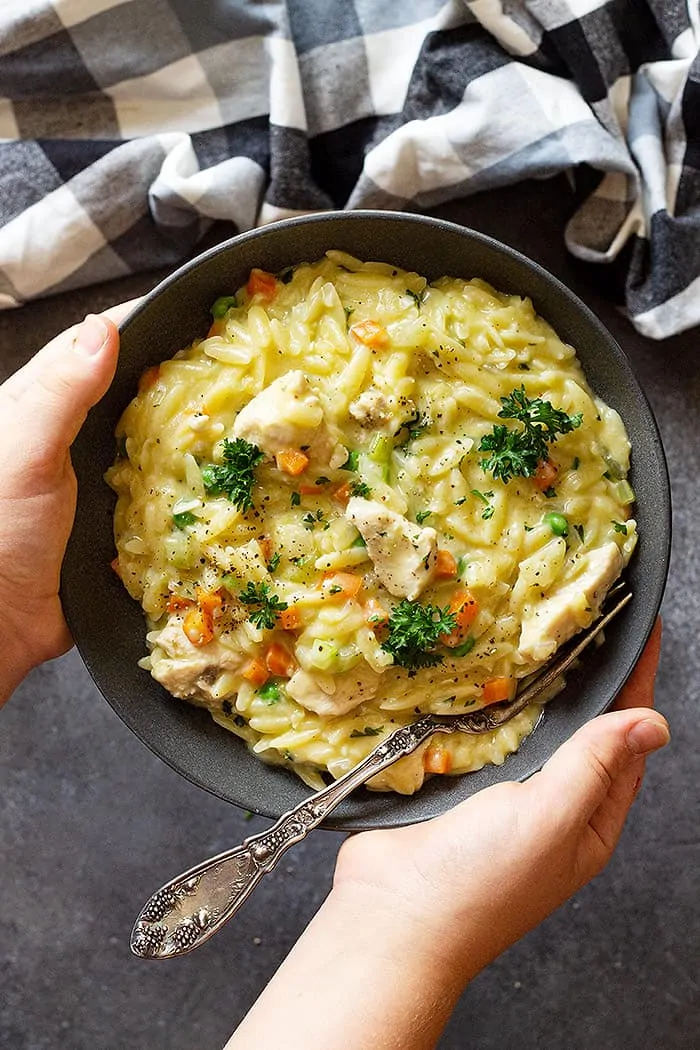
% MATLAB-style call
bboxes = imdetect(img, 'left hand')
[0,304,134,703]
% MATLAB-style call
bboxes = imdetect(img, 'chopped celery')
[615,480,635,505]
[173,510,196,529]
[310,639,339,671]
[451,636,475,657]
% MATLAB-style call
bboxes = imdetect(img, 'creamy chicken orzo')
[106,253,637,794]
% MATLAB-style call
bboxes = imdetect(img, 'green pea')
[544,511,569,537]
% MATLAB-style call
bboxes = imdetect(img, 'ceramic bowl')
[62,211,671,829]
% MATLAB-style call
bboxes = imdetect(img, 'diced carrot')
[138,365,160,393]
[434,549,457,579]
[363,598,389,627]
[265,642,296,678]
[257,536,273,563]
[167,594,196,613]
[183,606,214,647]
[110,557,122,579]
[278,605,302,631]
[332,481,352,505]
[298,484,323,495]
[275,448,310,476]
[206,319,226,338]
[197,588,223,618]
[533,458,558,491]
[242,658,270,686]
[349,319,389,347]
[440,587,479,647]
[423,745,453,775]
[482,676,513,705]
[247,268,277,302]
[321,572,363,600]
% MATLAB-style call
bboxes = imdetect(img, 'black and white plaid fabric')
[1,0,698,339]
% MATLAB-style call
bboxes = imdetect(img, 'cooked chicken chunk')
[349,388,415,429]
[518,541,623,662]
[232,370,324,456]
[286,666,380,717]
[232,370,346,466]
[345,496,438,600]
[148,616,244,701]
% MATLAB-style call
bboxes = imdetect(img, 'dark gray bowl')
[62,211,670,830]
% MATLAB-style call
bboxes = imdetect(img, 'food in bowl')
[106,252,637,794]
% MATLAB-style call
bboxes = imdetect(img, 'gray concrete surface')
[1,181,698,1049]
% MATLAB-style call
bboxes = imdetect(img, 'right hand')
[333,621,667,980]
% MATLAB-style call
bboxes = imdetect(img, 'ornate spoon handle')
[131,715,441,959]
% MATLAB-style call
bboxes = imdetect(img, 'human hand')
[333,620,667,982]
[0,304,135,705]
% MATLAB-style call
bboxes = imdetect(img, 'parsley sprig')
[381,599,456,672]
[479,386,582,484]
[201,438,264,512]
[238,581,288,630]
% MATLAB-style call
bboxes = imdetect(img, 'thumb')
[1,313,120,486]
[530,707,670,830]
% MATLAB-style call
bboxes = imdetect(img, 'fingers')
[532,707,670,832]
[613,617,662,711]
[0,312,122,490]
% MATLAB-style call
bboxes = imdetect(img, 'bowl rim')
[64,209,671,830]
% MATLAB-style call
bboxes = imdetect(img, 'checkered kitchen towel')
[1,1,699,339]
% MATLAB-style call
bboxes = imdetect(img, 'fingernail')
[74,314,108,356]
[627,718,670,756]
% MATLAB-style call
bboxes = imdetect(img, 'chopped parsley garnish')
[238,581,288,630]
[479,386,582,484]
[266,552,281,573]
[315,476,331,486]
[471,489,495,519]
[201,438,264,512]
[222,699,233,716]
[234,714,246,727]
[302,509,327,531]
[612,520,628,535]
[572,457,580,470]
[115,434,128,459]
[415,510,432,525]
[210,295,237,319]
[405,288,424,309]
[280,268,294,284]
[173,510,196,529]
[350,726,383,738]
[398,410,430,447]
[381,599,457,672]
[350,480,372,498]
[290,491,301,507]
[342,449,360,471]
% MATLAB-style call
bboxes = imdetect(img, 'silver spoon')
[130,587,631,959]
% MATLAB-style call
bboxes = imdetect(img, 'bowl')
[62,211,671,830]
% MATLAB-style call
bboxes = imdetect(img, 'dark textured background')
[1,180,698,1049]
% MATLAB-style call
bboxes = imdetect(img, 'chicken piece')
[349,389,415,429]
[518,542,623,662]
[286,666,380,717]
[148,616,244,701]
[345,496,438,600]
[232,371,324,457]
